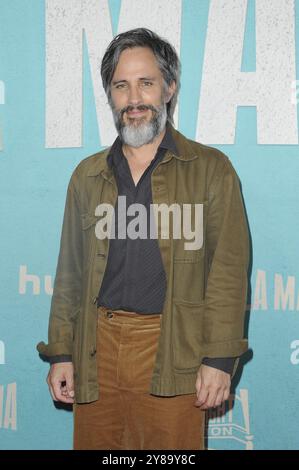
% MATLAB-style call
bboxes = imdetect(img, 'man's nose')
[128,85,142,105]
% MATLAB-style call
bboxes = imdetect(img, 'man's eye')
[116,83,126,89]
[142,81,153,86]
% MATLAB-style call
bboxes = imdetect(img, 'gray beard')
[112,102,168,148]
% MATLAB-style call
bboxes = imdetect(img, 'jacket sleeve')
[202,157,249,360]
[36,175,82,359]
[48,354,73,364]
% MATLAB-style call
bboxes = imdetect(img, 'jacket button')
[90,347,96,357]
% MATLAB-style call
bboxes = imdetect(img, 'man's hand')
[194,364,231,410]
[47,362,75,404]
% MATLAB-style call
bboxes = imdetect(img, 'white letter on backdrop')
[197,0,297,144]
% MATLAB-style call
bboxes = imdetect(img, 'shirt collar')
[107,121,178,169]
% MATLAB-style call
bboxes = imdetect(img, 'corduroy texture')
[73,306,205,450]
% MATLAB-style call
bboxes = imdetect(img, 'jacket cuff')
[48,354,73,365]
[202,339,248,358]
[36,341,73,358]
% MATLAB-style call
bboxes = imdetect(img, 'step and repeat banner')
[0,0,298,450]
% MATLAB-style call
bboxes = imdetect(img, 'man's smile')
[126,108,148,117]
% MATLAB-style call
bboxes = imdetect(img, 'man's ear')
[165,80,177,103]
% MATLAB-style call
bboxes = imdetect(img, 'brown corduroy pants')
[73,306,205,450]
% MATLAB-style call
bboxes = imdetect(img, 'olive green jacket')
[37,123,250,403]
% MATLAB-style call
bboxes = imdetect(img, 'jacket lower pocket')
[172,300,205,371]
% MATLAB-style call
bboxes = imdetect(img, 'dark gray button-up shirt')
[96,126,172,313]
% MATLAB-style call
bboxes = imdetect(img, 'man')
[37,28,249,450]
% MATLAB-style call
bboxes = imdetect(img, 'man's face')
[109,47,174,148]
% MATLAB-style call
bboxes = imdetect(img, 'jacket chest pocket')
[80,213,98,271]
[173,200,207,263]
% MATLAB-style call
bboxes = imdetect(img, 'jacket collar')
[87,121,199,177]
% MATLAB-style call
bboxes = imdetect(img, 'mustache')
[120,104,157,118]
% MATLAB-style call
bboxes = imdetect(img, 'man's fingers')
[199,388,227,410]
[52,380,64,401]
[195,384,209,407]
[47,365,75,403]
[198,390,215,410]
[214,389,225,408]
[46,362,75,403]
[195,379,223,409]
[47,374,57,401]
[52,380,74,403]
[48,383,57,402]
[65,375,75,399]
[210,386,222,408]
[195,365,231,409]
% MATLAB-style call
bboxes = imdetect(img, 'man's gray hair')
[101,27,181,123]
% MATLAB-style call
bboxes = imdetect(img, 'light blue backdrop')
[0,0,298,450]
